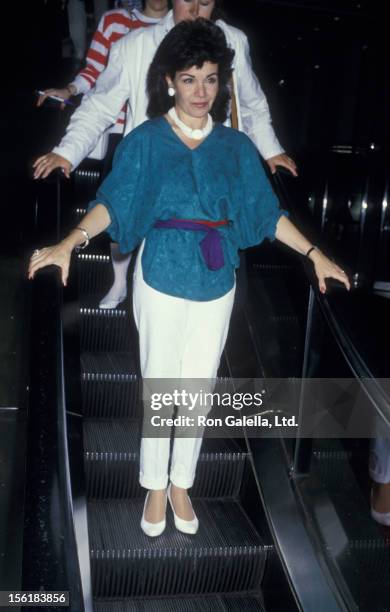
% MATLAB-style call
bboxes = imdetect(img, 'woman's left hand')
[309,249,351,293]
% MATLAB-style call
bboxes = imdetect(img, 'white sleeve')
[236,32,284,160]
[70,74,92,96]
[53,39,131,169]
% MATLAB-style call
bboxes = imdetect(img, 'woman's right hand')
[33,152,72,180]
[36,87,72,110]
[28,241,73,286]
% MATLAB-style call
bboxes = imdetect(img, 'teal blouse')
[89,117,288,301]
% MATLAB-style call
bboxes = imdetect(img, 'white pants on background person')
[99,244,132,308]
[132,243,235,490]
[67,0,87,59]
[369,437,390,483]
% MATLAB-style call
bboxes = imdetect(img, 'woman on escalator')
[28,19,350,537]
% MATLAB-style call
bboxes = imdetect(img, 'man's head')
[144,0,170,12]
[119,1,169,12]
[173,0,223,23]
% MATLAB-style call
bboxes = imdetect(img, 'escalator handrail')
[273,169,390,428]
[25,170,91,611]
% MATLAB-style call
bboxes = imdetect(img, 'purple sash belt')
[153,218,228,271]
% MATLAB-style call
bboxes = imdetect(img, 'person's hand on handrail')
[28,242,74,287]
[275,216,350,293]
[28,205,111,285]
[267,153,298,177]
[307,247,350,294]
[33,152,72,180]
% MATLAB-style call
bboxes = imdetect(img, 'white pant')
[132,246,235,489]
[369,438,390,483]
[67,0,87,60]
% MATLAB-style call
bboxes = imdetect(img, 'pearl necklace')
[168,107,213,141]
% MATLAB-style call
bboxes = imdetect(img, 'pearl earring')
[167,87,175,97]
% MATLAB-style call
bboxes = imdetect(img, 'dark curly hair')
[211,0,225,21]
[147,18,234,123]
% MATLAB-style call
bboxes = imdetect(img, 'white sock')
[99,243,132,308]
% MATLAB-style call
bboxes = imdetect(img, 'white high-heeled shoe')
[370,488,390,527]
[99,288,127,309]
[167,483,199,535]
[140,491,167,537]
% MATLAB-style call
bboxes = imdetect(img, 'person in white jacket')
[33,0,298,308]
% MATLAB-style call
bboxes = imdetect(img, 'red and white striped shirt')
[71,8,160,133]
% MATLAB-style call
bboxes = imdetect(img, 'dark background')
[1,0,387,252]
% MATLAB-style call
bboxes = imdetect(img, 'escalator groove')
[93,594,267,611]
[89,498,267,598]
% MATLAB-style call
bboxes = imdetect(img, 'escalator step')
[310,448,390,608]
[252,263,294,272]
[348,539,390,583]
[314,450,381,541]
[80,353,231,419]
[94,593,267,611]
[246,276,303,377]
[246,242,294,268]
[270,315,299,322]
[80,308,133,352]
[74,167,102,191]
[268,317,301,376]
[249,273,303,319]
[81,352,139,418]
[88,498,267,597]
[84,420,247,499]
[77,253,112,296]
[74,167,101,181]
